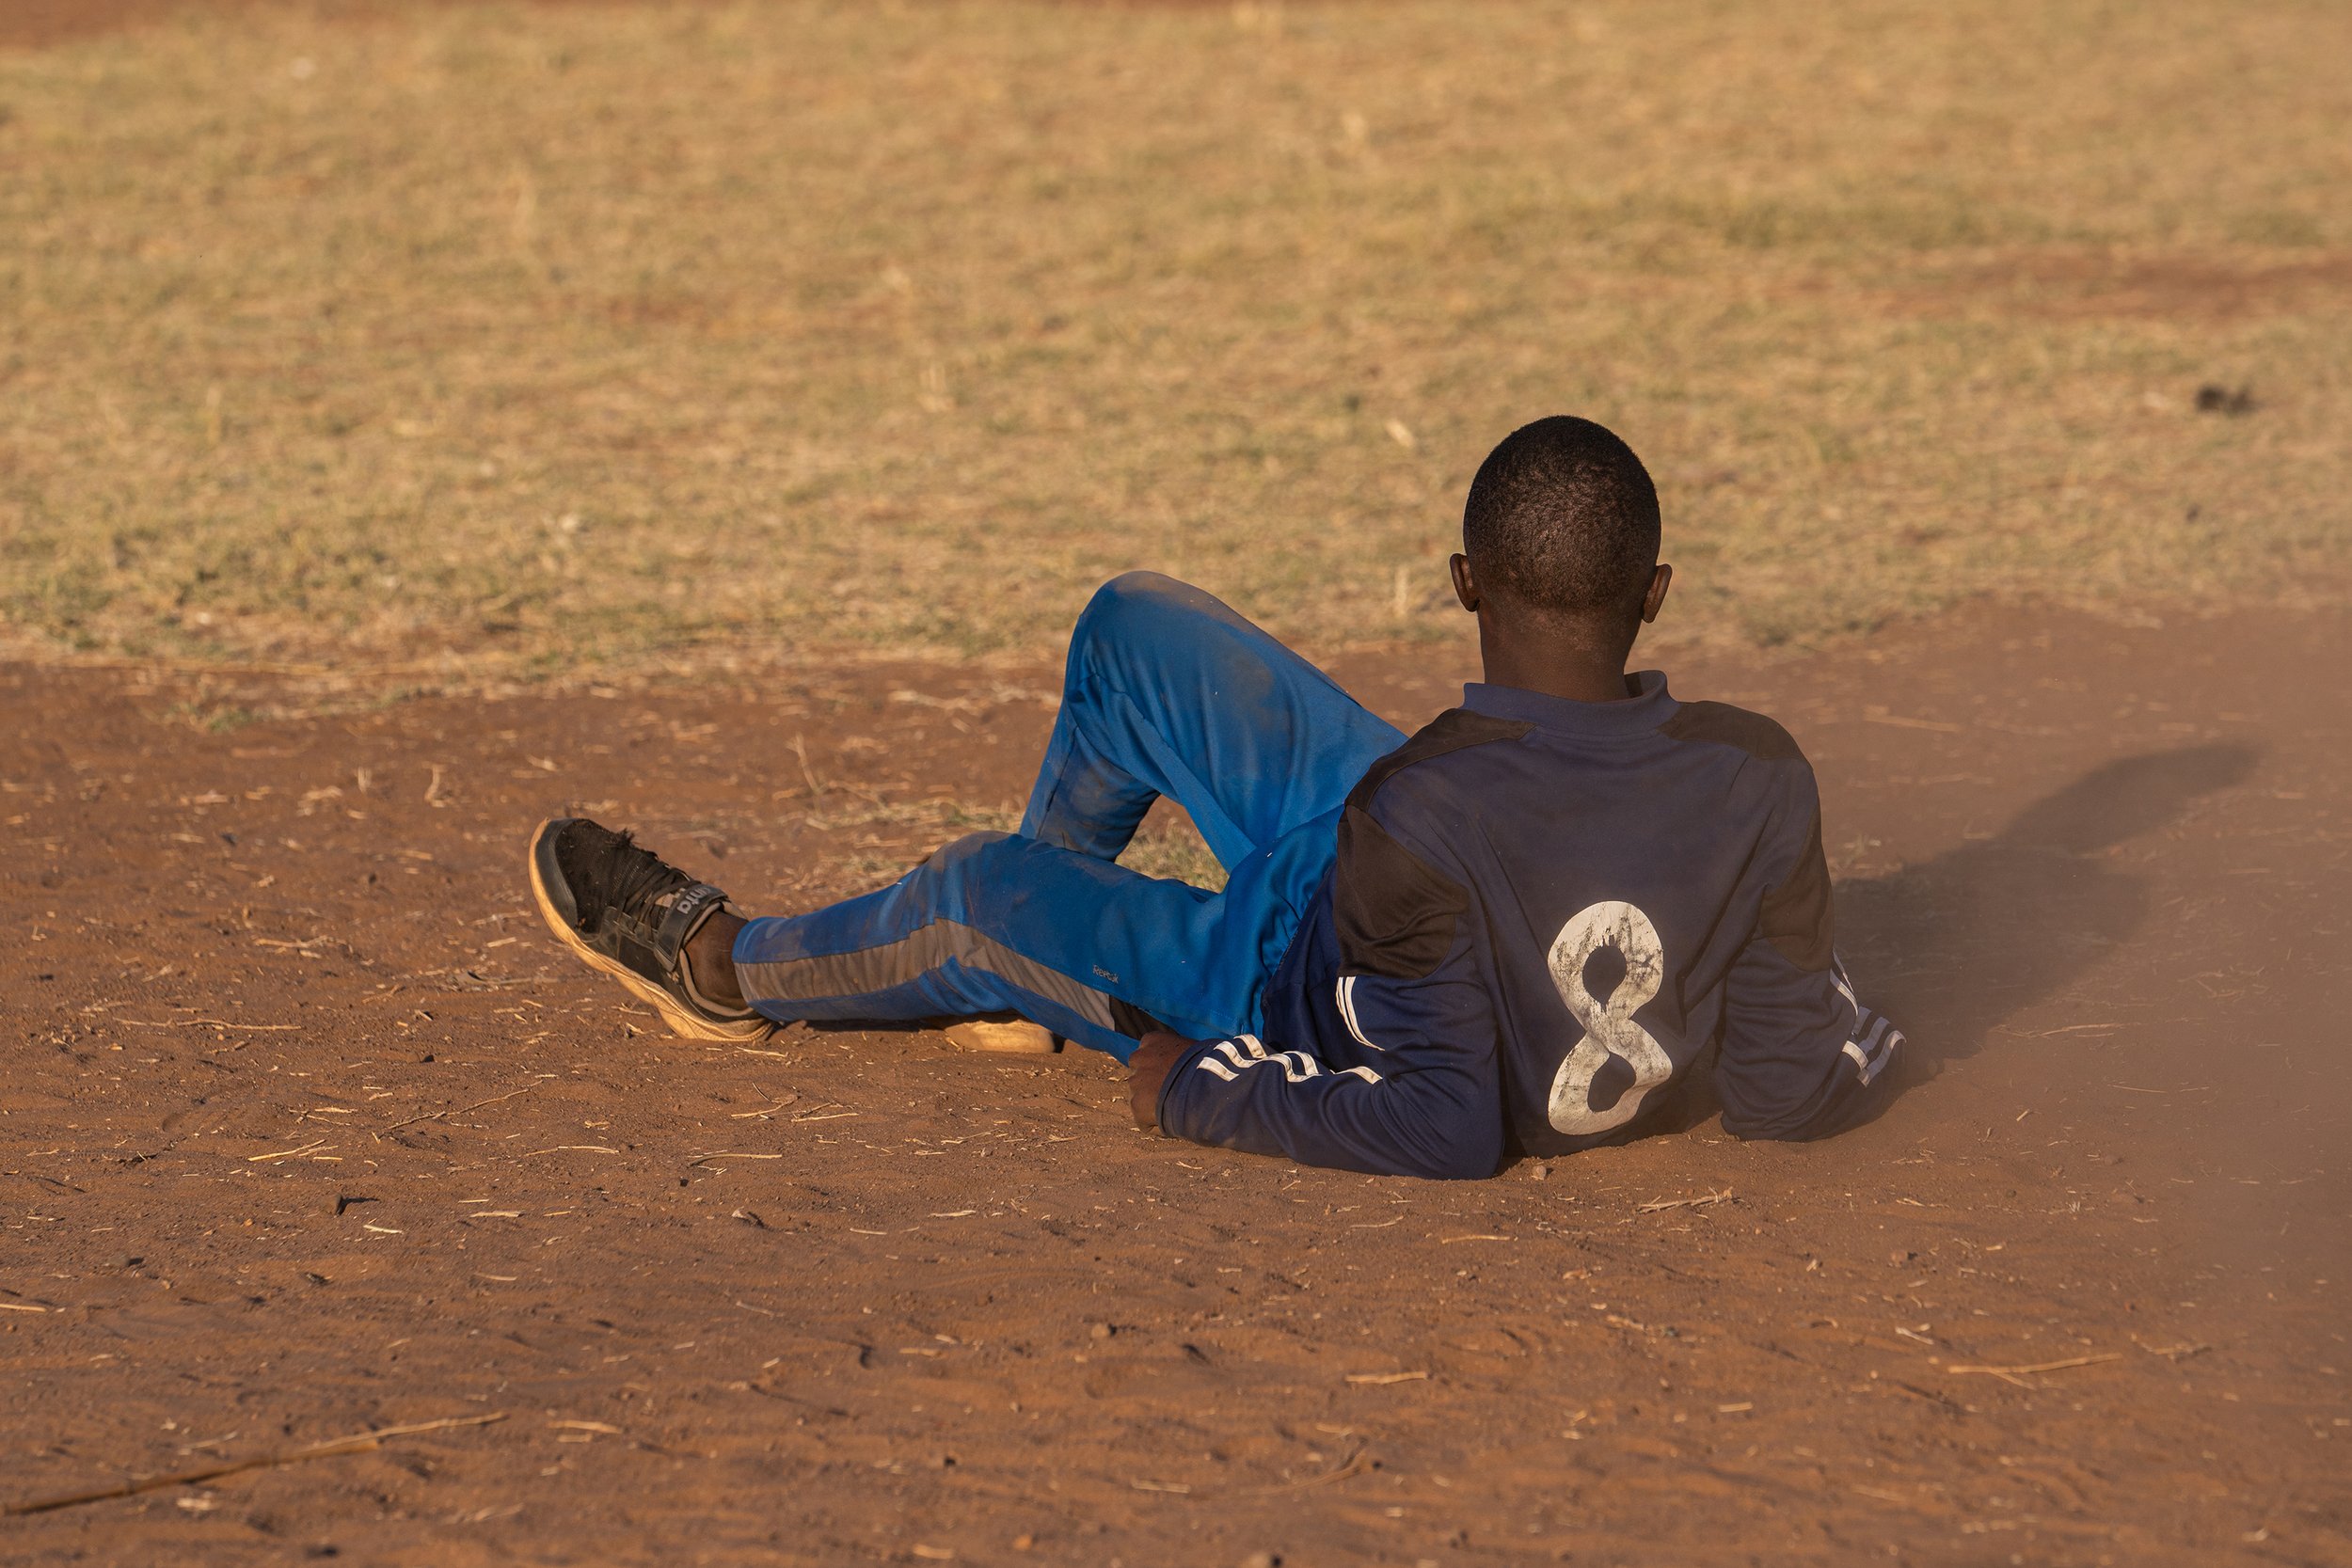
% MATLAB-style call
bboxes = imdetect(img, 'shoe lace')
[584,831,690,934]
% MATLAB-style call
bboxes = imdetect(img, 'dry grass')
[3,0,2348,684]
[808,797,1228,891]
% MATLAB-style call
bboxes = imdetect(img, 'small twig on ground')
[247,1138,331,1164]
[2133,1338,2212,1361]
[1131,1445,1374,1503]
[789,735,824,798]
[379,1081,540,1135]
[1234,1445,1372,1497]
[1636,1188,1735,1213]
[1343,1370,1427,1386]
[3,1413,507,1517]
[1943,1352,2122,1387]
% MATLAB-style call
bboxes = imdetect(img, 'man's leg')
[729,830,1249,1060]
[727,575,1406,1060]
[1021,572,1406,866]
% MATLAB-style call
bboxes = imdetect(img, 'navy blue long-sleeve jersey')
[1154,675,1901,1179]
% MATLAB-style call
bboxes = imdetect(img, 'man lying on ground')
[528,416,1902,1180]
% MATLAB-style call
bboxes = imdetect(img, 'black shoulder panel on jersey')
[1333,805,1472,980]
[1757,803,1835,971]
[1660,701,1804,762]
[1344,708,1534,812]
[1329,709,1520,980]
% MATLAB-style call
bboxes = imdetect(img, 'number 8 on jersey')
[1546,900,1677,1134]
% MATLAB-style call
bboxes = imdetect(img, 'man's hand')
[1128,1030,1199,1131]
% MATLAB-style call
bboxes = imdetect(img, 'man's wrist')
[1127,1031,1197,1131]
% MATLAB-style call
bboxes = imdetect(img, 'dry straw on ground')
[3,0,2347,686]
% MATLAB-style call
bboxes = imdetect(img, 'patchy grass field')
[6,8,2352,1561]
[3,0,2347,683]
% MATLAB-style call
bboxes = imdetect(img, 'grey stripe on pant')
[736,917,1117,1031]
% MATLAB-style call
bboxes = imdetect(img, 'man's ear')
[1638,562,1673,625]
[1450,553,1480,613]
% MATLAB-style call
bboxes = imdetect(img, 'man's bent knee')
[1073,572,1240,667]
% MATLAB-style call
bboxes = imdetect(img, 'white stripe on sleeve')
[1189,1038,1383,1088]
[1840,1012,1901,1085]
[1335,975,1387,1052]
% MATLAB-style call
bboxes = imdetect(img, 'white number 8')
[1546,900,1676,1134]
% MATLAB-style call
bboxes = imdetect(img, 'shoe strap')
[658,882,759,1023]
[654,879,729,965]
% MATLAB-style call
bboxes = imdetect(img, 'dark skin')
[682,553,1675,1130]
[686,908,748,1010]
[1449,553,1673,706]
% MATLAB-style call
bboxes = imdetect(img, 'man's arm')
[1716,947,1900,1138]
[1714,771,1902,1139]
[1128,949,1504,1180]
[1130,785,1505,1180]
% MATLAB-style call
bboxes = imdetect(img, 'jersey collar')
[1459,671,1677,736]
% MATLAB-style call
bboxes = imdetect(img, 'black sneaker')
[529,817,771,1041]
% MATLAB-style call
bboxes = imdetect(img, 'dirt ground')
[4,603,2346,1565]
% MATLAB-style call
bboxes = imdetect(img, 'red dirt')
[4,605,2348,1565]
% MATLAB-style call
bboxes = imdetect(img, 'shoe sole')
[942,1020,1060,1054]
[528,819,773,1043]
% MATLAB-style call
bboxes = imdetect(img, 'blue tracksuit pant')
[732,573,1406,1062]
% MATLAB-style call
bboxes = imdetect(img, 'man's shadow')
[1836,742,2258,1116]
[1657,742,2257,1134]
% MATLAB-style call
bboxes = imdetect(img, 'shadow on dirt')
[1839,741,2259,1099]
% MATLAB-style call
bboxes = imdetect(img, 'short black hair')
[1461,416,1661,618]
